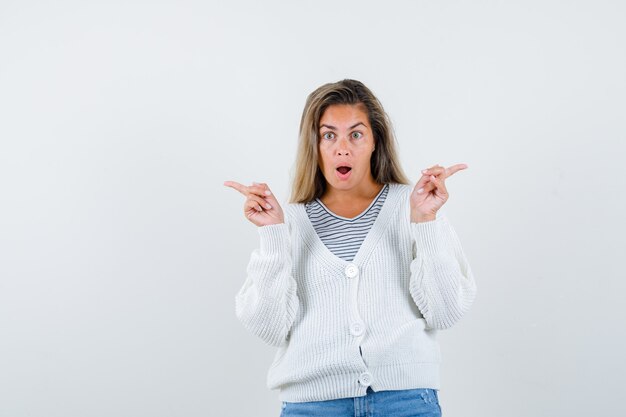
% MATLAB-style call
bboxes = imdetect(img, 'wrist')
[259,221,285,227]
[411,212,436,223]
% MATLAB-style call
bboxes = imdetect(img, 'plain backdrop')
[1,1,625,416]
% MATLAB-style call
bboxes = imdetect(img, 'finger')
[224,180,249,196]
[246,194,273,212]
[421,166,446,177]
[414,173,430,190]
[251,182,280,207]
[444,163,468,178]
[422,163,468,180]
[248,183,271,199]
[245,199,267,215]
[414,174,434,194]
[250,182,273,196]
[416,179,436,195]
[429,175,448,196]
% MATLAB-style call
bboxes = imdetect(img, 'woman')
[224,79,477,417]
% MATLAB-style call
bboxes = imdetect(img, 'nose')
[336,136,350,155]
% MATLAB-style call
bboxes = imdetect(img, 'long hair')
[289,79,410,203]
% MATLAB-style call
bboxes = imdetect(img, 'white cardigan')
[234,182,477,403]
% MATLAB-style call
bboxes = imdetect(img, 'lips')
[335,165,352,181]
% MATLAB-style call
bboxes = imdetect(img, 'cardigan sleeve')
[234,222,300,347]
[408,214,477,330]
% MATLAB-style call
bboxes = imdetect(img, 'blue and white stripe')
[305,184,389,262]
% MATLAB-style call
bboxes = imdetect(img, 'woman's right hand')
[223,181,285,227]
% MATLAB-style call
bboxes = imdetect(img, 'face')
[317,104,376,192]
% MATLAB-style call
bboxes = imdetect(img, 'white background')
[1,1,624,416]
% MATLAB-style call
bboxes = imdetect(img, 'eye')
[322,132,335,140]
[351,132,363,139]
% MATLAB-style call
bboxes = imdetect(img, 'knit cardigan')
[234,182,477,403]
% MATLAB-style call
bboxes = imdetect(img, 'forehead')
[319,104,368,127]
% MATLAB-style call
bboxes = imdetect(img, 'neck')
[321,178,383,206]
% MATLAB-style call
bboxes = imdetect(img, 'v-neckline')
[314,183,388,221]
[292,182,404,274]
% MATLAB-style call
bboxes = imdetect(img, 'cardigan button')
[344,264,359,278]
[350,322,365,336]
[358,371,372,387]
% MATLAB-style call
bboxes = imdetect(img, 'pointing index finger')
[445,163,468,177]
[223,180,249,196]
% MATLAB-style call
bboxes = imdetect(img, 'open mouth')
[337,166,352,175]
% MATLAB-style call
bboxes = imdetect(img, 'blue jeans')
[280,386,441,417]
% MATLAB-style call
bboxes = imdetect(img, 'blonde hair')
[289,79,410,203]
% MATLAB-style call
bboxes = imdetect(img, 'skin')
[410,163,468,223]
[224,103,468,227]
[316,104,380,215]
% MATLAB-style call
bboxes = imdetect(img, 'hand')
[410,163,468,223]
[223,180,285,227]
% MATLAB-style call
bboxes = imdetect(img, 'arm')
[408,214,477,330]
[234,223,299,347]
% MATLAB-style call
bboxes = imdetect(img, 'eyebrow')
[320,122,367,131]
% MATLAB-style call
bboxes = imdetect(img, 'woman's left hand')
[410,163,468,223]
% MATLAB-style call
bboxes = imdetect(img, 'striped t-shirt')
[304,184,389,262]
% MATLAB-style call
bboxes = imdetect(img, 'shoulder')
[283,202,306,230]
[390,182,414,193]
[387,182,415,202]
[284,201,305,214]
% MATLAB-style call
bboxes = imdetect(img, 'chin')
[328,178,356,190]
